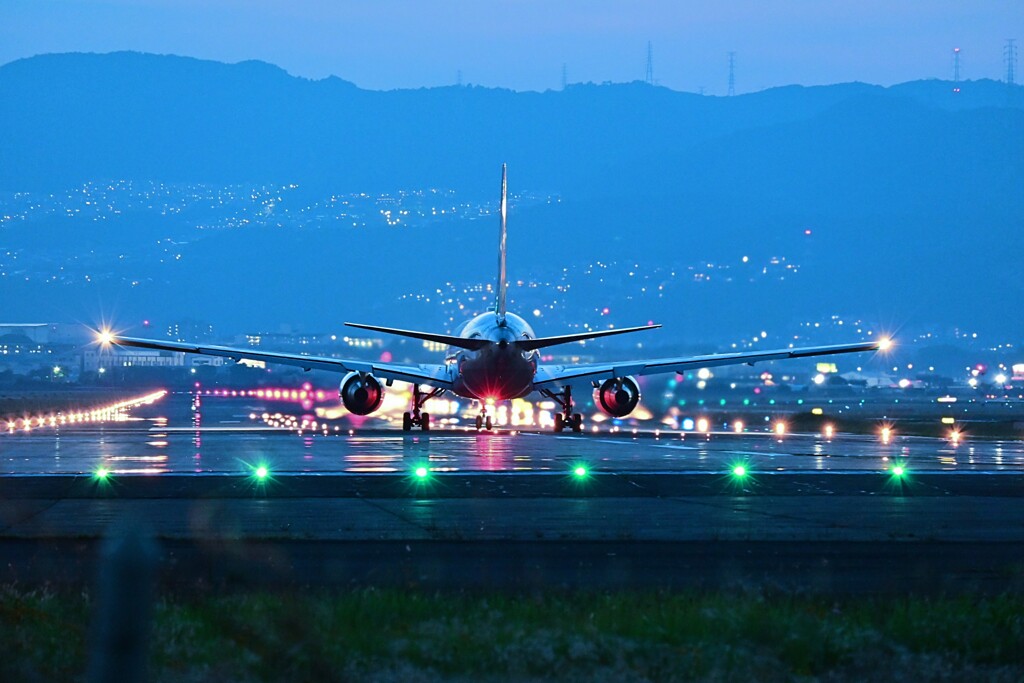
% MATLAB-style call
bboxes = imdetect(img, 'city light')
[823,424,834,439]
[696,417,709,433]
[773,421,786,436]
[733,420,744,433]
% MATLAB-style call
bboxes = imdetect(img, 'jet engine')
[594,376,641,417]
[339,372,385,415]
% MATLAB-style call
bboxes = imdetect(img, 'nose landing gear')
[474,411,493,431]
[402,384,444,431]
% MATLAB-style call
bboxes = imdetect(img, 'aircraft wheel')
[485,416,492,430]
[421,413,430,431]
[571,413,583,433]
[553,414,564,433]
[475,415,483,430]
[402,412,413,431]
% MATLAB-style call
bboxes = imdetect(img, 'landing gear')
[474,409,493,431]
[403,384,443,431]
[541,386,583,434]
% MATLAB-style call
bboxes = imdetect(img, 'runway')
[0,391,1021,591]
[1,392,1021,476]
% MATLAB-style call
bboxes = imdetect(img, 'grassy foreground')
[2,587,1022,682]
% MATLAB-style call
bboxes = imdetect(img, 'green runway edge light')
[414,465,429,480]
[94,467,110,480]
[251,464,272,483]
[573,465,588,478]
[891,464,906,477]
[732,465,747,478]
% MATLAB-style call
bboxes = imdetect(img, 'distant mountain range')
[1,51,1021,196]
[1,52,1022,340]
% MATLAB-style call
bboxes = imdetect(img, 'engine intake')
[594,376,641,417]
[339,372,384,415]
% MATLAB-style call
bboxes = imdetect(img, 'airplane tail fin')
[495,163,508,326]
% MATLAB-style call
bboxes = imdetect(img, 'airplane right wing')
[533,339,890,388]
[104,335,454,388]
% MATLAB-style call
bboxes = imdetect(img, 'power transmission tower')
[727,52,736,96]
[1007,38,1019,105]
[645,41,654,85]
[1005,38,1017,85]
[952,47,961,93]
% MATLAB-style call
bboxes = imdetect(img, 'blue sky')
[3,1,1021,92]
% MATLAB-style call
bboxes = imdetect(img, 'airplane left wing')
[104,335,453,388]
[533,339,889,388]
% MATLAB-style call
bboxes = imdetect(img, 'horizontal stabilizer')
[344,322,490,351]
[516,324,661,352]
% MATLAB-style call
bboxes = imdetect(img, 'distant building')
[839,371,893,388]
[0,323,95,345]
[0,323,50,344]
[83,349,224,372]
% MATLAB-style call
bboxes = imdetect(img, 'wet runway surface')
[1,392,1021,476]
[2,391,1022,590]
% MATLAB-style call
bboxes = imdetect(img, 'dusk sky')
[2,1,1021,93]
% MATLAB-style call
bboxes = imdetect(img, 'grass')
[1,586,1022,682]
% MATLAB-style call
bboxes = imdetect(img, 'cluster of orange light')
[251,411,339,435]
[199,387,329,402]
[3,390,168,434]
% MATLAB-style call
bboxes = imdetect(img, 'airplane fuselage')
[449,312,538,400]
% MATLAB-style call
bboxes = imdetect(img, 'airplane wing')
[104,335,453,388]
[533,340,889,388]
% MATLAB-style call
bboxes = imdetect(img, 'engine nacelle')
[339,372,385,415]
[593,376,641,417]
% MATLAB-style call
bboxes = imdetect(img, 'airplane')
[99,165,892,433]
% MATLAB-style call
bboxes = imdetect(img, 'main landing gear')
[540,386,583,434]
[403,384,444,432]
